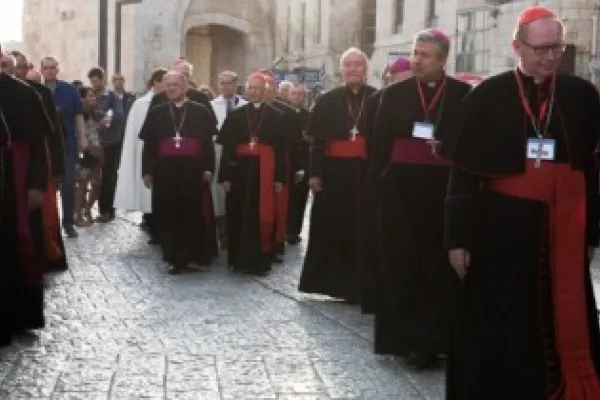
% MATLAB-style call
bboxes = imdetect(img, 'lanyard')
[416,77,447,121]
[347,91,366,129]
[246,105,266,144]
[169,101,188,136]
[514,70,555,138]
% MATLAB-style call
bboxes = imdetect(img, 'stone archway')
[184,24,247,90]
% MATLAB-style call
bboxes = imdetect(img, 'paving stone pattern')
[1,210,598,399]
[0,211,443,400]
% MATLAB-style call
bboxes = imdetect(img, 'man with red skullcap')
[0,44,51,346]
[371,29,471,367]
[442,6,600,398]
[298,47,377,305]
[216,72,286,276]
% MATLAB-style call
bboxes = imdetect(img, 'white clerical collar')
[517,65,545,84]
[252,102,262,109]
[173,98,187,108]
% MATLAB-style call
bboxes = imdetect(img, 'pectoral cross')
[428,138,440,155]
[349,126,359,142]
[174,132,182,149]
[249,137,256,150]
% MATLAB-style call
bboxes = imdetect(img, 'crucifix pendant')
[174,132,182,149]
[534,140,543,168]
[249,137,256,149]
[349,126,359,141]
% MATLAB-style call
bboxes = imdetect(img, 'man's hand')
[143,175,152,189]
[449,248,471,279]
[274,182,283,193]
[203,171,213,182]
[294,170,305,184]
[308,177,322,192]
[79,136,89,152]
[222,181,231,192]
[27,189,45,210]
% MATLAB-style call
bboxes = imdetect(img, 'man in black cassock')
[285,83,311,246]
[298,47,377,304]
[0,65,49,347]
[140,71,217,275]
[360,56,413,316]
[442,6,600,399]
[217,72,285,276]
[371,30,471,367]
[143,59,216,239]
[14,56,69,273]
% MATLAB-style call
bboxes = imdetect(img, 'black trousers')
[287,179,310,236]
[99,142,122,216]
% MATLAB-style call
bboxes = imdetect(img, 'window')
[393,0,405,34]
[455,8,490,75]
[315,0,322,44]
[285,3,291,53]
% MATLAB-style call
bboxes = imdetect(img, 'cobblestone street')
[1,211,599,399]
[0,212,447,400]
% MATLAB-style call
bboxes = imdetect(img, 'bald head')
[340,47,368,85]
[164,70,188,102]
[278,80,293,100]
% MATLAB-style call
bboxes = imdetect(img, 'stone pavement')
[0,212,444,400]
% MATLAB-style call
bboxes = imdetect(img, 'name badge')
[526,138,555,161]
[412,122,434,140]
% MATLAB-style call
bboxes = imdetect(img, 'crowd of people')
[1,5,599,398]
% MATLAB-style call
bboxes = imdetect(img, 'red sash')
[158,137,202,157]
[390,137,449,165]
[326,136,367,159]
[488,160,600,400]
[235,142,276,253]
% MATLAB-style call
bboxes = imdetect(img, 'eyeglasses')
[522,41,566,57]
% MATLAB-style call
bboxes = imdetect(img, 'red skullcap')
[429,28,451,46]
[517,6,557,27]
[248,72,267,84]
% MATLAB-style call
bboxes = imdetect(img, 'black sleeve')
[24,91,50,191]
[445,167,482,250]
[202,109,217,174]
[39,90,65,179]
[140,110,156,177]
[273,115,286,184]
[307,99,326,178]
[372,88,395,177]
[216,115,234,183]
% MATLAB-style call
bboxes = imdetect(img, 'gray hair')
[512,17,565,41]
[339,47,369,68]
[218,70,238,82]
[279,80,293,90]
[413,29,450,59]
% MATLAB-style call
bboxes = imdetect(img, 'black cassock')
[0,73,49,347]
[140,101,217,267]
[217,103,285,275]
[287,107,311,239]
[442,70,600,399]
[371,76,470,357]
[298,84,376,302]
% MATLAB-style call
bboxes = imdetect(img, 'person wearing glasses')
[442,6,600,399]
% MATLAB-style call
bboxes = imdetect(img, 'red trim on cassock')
[487,160,600,400]
[10,142,43,285]
[235,142,276,253]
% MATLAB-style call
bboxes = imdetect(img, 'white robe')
[113,91,154,213]
[210,94,247,217]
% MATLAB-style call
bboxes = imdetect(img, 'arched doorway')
[184,24,247,90]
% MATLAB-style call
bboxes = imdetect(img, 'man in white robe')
[210,70,247,249]
[114,69,166,237]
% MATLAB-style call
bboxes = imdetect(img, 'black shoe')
[273,255,284,264]
[407,353,439,369]
[274,243,285,255]
[167,264,184,275]
[148,237,159,245]
[64,225,78,238]
[287,234,301,245]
